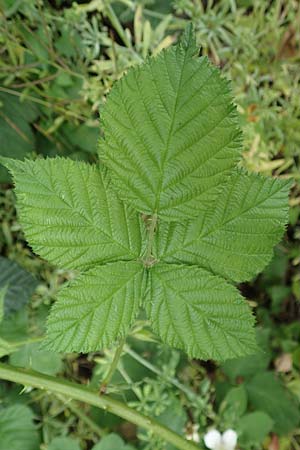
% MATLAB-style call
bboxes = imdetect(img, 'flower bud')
[204,429,222,449]
[222,429,237,450]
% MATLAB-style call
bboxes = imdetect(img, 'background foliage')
[0,0,299,449]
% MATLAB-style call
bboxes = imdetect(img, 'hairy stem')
[0,363,199,450]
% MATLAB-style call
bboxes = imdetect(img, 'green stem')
[100,337,126,394]
[9,336,44,348]
[0,363,199,450]
[117,364,142,401]
[0,87,87,121]
[104,2,132,48]
[125,346,197,401]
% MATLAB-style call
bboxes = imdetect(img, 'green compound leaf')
[145,264,257,360]
[99,29,241,220]
[155,170,292,282]
[2,157,142,270]
[44,262,144,353]
[1,28,292,361]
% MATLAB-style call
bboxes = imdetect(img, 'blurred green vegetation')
[0,1,299,449]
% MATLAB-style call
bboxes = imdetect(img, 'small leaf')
[0,309,28,342]
[92,434,136,450]
[0,257,37,316]
[2,157,142,270]
[221,328,271,382]
[62,123,99,154]
[0,404,40,450]
[146,264,257,360]
[48,437,81,450]
[220,384,248,418]
[246,372,300,435]
[237,412,273,446]
[156,170,292,282]
[99,33,241,220]
[10,342,63,375]
[0,337,15,358]
[44,262,144,353]
[157,399,187,450]
[0,92,38,182]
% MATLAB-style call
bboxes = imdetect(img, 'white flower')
[204,429,222,449]
[222,429,237,449]
[204,429,238,450]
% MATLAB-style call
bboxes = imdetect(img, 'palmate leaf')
[99,26,241,220]
[0,27,291,360]
[146,264,257,360]
[155,169,292,282]
[2,157,142,270]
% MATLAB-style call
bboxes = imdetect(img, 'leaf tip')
[0,156,26,176]
[180,23,198,56]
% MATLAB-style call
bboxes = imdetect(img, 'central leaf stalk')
[143,213,158,268]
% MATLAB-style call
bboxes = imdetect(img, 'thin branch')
[0,363,200,450]
[55,393,106,438]
[124,346,198,402]
[100,337,126,394]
